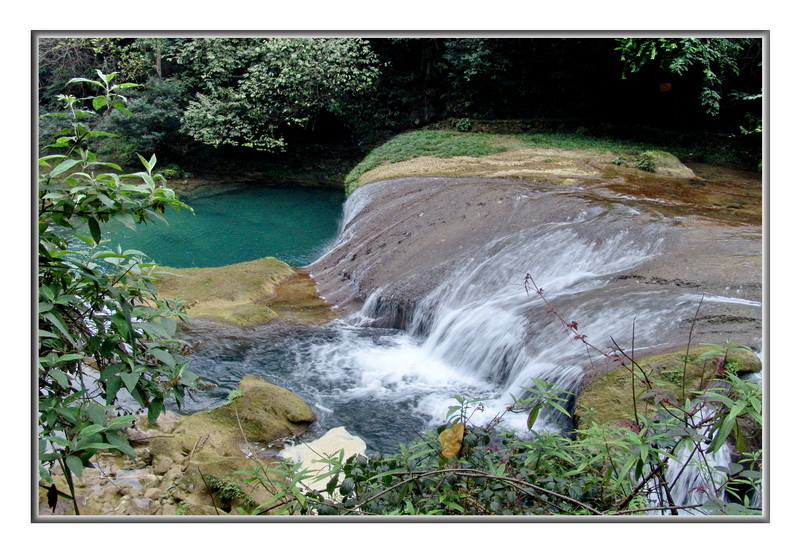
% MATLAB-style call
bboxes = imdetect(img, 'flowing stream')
[177,179,762,461]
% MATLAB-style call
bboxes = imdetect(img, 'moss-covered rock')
[149,376,316,463]
[575,347,761,429]
[610,150,696,178]
[155,258,336,326]
[155,257,296,326]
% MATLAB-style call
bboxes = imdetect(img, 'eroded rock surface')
[308,163,762,393]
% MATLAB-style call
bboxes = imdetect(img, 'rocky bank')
[38,376,317,517]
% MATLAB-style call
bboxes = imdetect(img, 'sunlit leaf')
[439,422,465,458]
[526,403,541,431]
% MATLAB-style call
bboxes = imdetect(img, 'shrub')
[455,117,472,132]
[38,71,199,514]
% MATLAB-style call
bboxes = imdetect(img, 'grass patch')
[515,132,663,154]
[344,130,508,195]
[343,126,759,195]
[343,129,681,195]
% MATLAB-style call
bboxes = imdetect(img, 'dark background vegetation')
[37,36,764,183]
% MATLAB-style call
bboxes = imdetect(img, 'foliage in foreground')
[236,324,762,517]
[38,71,199,513]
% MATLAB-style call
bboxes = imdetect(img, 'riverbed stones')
[38,376,316,517]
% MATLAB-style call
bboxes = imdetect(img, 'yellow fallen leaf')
[439,422,465,458]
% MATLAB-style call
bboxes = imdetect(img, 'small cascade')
[646,361,764,515]
[646,406,734,515]
[330,188,695,430]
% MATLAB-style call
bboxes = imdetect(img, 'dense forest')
[38,36,764,177]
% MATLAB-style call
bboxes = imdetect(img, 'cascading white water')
[645,406,734,515]
[183,177,760,513]
[328,190,691,431]
[310,188,696,430]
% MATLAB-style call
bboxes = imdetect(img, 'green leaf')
[111,101,133,115]
[96,193,115,208]
[50,158,81,177]
[526,403,541,431]
[84,130,119,139]
[113,212,137,231]
[107,415,137,431]
[41,312,77,346]
[48,368,70,389]
[67,77,103,87]
[92,95,109,111]
[65,455,84,478]
[104,431,138,459]
[86,404,109,426]
[105,375,122,404]
[55,353,84,363]
[77,441,118,451]
[148,348,175,367]
[147,397,164,425]
[136,153,152,173]
[78,424,107,438]
[88,217,102,244]
[120,372,140,393]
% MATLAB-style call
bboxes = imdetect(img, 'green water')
[101,184,344,268]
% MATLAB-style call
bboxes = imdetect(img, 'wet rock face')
[307,174,762,372]
[309,176,588,320]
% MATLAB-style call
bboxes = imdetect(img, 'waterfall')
[299,177,762,514]
[323,182,697,431]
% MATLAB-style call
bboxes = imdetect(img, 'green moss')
[575,347,761,429]
[149,376,316,461]
[343,128,692,196]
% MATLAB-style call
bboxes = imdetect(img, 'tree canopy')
[175,38,380,150]
[36,35,763,173]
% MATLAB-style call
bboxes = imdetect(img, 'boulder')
[148,375,316,464]
[635,150,696,178]
[575,346,761,429]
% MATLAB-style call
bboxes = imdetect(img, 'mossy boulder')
[575,347,761,429]
[149,375,317,463]
[611,150,696,178]
[155,258,336,326]
[155,257,297,326]
[639,150,695,179]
